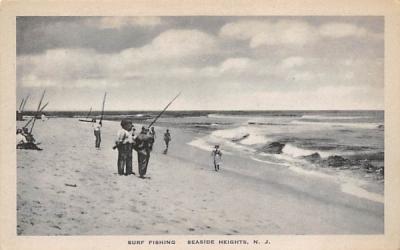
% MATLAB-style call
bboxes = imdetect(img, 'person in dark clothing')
[114,119,134,176]
[133,127,153,178]
[163,129,171,154]
[149,127,156,151]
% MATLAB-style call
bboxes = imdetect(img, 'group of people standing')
[90,117,224,176]
[108,118,172,178]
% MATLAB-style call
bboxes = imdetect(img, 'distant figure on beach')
[92,118,102,148]
[41,113,47,122]
[211,145,222,172]
[133,127,153,178]
[163,129,171,153]
[114,119,134,176]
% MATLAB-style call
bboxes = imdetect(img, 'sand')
[17,118,383,235]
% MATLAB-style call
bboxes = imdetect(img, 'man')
[92,118,102,148]
[114,119,134,176]
[16,128,27,149]
[133,126,153,178]
[19,128,42,150]
[163,129,171,153]
[149,127,156,151]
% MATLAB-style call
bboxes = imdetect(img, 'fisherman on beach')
[211,145,222,172]
[114,119,134,176]
[163,129,171,153]
[149,127,156,151]
[16,128,43,150]
[16,129,27,148]
[92,118,102,148]
[133,126,153,178]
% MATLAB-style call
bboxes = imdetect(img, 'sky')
[16,16,384,111]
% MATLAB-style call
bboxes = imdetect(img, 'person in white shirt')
[92,118,102,148]
[114,119,134,175]
[16,128,27,148]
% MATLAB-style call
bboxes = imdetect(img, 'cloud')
[220,20,318,48]
[250,20,318,47]
[17,29,217,89]
[118,29,217,65]
[319,22,368,38]
[279,56,306,69]
[149,29,217,57]
[85,17,163,29]
[220,19,381,48]
[219,20,272,41]
[220,57,251,72]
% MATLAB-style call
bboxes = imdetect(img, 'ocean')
[154,110,385,182]
[43,110,384,181]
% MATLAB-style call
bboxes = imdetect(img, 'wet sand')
[17,118,383,235]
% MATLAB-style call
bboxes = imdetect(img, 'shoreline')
[17,118,384,235]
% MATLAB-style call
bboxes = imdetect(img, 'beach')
[17,117,384,235]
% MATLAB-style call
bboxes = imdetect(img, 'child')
[211,145,222,172]
[114,119,134,176]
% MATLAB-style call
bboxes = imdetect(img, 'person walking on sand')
[133,126,153,178]
[163,129,171,153]
[211,145,222,172]
[114,119,135,176]
[92,118,102,148]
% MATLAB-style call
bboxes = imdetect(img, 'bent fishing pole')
[29,90,46,133]
[148,92,181,128]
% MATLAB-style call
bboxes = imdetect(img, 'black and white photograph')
[13,15,387,236]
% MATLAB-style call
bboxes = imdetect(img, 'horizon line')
[21,109,385,112]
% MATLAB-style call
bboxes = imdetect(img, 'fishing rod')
[24,102,49,129]
[18,98,25,111]
[21,94,30,111]
[148,92,181,128]
[99,92,107,125]
[86,106,92,120]
[29,90,46,133]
